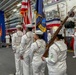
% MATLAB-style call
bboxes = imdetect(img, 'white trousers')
[22,55,30,75]
[15,53,23,75]
[48,70,67,75]
[47,65,67,75]
[32,61,46,75]
[74,42,76,56]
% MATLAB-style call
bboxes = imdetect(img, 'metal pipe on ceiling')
[0,0,9,9]
[5,8,20,16]
[3,0,21,11]
[0,0,6,5]
[0,0,13,10]
[4,0,21,18]
[5,5,18,13]
[5,0,35,13]
[5,2,21,13]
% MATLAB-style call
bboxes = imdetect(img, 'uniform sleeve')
[74,32,76,36]
[12,34,16,51]
[29,43,38,61]
[45,47,58,64]
[19,35,27,55]
[48,33,51,42]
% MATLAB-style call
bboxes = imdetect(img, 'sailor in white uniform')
[42,34,67,75]
[19,24,33,75]
[47,30,51,43]
[5,33,10,48]
[29,30,46,75]
[12,25,23,75]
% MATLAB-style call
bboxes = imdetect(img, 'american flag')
[20,0,32,30]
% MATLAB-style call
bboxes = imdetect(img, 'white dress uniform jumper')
[19,31,33,75]
[12,31,23,75]
[45,40,67,75]
[29,39,46,75]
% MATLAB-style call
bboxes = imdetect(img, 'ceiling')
[0,0,52,18]
[0,0,22,18]
[0,0,37,18]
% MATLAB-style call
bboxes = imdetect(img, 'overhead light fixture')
[17,3,21,7]
[13,9,17,12]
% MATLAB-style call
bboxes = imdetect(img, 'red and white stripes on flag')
[46,18,60,28]
[20,0,32,30]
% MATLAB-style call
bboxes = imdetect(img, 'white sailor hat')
[16,25,22,28]
[59,30,62,34]
[33,33,35,35]
[67,17,74,22]
[35,30,43,35]
[47,30,49,32]
[75,26,76,28]
[26,24,33,28]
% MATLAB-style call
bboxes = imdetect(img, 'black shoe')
[14,73,15,75]
[9,74,15,75]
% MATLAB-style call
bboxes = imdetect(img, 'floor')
[0,48,15,75]
[0,48,76,75]
[67,52,76,75]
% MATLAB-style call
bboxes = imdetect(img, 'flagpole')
[34,11,37,32]
[34,0,37,31]
[57,4,61,19]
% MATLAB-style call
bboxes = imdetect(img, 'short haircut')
[28,28,32,31]
[56,34,64,39]
[17,27,22,30]
[37,34,43,39]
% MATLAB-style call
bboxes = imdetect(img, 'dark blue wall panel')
[0,10,5,42]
